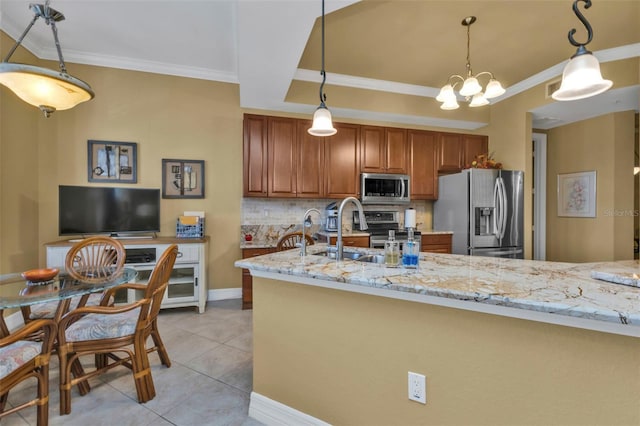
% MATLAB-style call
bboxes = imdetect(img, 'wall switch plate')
[408,371,426,404]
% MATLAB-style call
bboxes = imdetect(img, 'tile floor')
[3,299,264,426]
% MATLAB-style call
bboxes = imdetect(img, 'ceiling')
[1,0,638,130]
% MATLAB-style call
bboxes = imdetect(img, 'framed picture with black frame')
[162,159,205,199]
[88,140,137,183]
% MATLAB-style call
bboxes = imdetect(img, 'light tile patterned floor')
[3,299,263,426]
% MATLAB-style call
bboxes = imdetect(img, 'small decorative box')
[176,216,205,238]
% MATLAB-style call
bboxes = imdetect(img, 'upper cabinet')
[360,125,408,174]
[437,132,489,174]
[325,123,360,198]
[243,114,359,199]
[408,130,438,200]
[243,114,487,200]
[243,114,268,197]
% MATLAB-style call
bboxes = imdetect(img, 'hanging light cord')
[318,0,327,107]
[465,19,473,78]
[568,0,593,57]
[2,0,69,74]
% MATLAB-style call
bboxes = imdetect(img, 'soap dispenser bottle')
[402,228,419,268]
[384,230,400,267]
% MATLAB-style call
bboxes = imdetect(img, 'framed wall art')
[88,140,137,183]
[557,171,596,217]
[162,159,205,199]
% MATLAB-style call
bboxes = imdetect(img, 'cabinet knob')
[177,252,183,258]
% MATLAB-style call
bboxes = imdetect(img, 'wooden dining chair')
[56,244,178,415]
[0,319,57,426]
[21,236,126,323]
[276,232,315,251]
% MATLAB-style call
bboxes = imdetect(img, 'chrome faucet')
[336,197,368,261]
[301,208,321,256]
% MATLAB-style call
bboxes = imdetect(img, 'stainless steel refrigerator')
[433,169,524,258]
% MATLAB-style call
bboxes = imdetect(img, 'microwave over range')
[360,173,410,205]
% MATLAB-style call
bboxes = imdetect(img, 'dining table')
[0,267,137,337]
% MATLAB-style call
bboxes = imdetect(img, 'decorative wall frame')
[162,159,205,199]
[557,171,596,217]
[88,140,137,183]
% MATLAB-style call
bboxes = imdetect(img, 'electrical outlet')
[408,372,426,404]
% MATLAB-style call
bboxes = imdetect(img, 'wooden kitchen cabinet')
[268,117,297,197]
[328,235,370,248]
[242,247,276,309]
[324,122,360,198]
[462,134,489,169]
[243,114,268,196]
[421,234,452,253]
[437,132,464,173]
[297,120,325,198]
[360,125,408,174]
[408,129,438,200]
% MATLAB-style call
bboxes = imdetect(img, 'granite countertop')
[235,244,640,336]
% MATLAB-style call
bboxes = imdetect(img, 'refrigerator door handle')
[492,178,500,239]
[499,177,508,240]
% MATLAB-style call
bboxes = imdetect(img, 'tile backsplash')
[241,198,433,244]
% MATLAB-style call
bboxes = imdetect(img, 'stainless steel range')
[353,210,421,249]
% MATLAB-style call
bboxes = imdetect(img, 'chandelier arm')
[2,15,40,63]
[567,0,593,51]
[474,71,496,80]
[447,74,465,86]
[48,19,68,74]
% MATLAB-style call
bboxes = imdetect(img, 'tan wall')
[0,35,244,293]
[253,277,640,426]
[546,112,635,262]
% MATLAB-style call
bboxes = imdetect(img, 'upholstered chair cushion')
[64,308,141,341]
[0,340,42,379]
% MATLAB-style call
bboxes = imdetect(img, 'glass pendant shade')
[551,53,613,101]
[459,77,482,97]
[440,97,460,110]
[436,84,455,102]
[484,79,506,99]
[0,63,94,114]
[469,93,489,107]
[308,105,337,136]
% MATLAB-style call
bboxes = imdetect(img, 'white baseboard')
[249,392,330,426]
[207,287,241,301]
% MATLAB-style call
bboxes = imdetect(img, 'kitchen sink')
[312,250,385,264]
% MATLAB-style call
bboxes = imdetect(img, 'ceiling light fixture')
[436,16,505,111]
[308,0,336,136]
[0,1,94,117]
[552,0,612,101]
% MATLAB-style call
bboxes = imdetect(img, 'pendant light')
[552,0,612,101]
[308,0,337,136]
[0,1,94,117]
[436,16,505,110]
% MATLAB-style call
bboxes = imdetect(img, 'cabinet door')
[408,130,438,200]
[297,120,325,198]
[325,123,360,198]
[360,125,385,172]
[462,134,489,169]
[268,117,297,197]
[437,132,463,173]
[385,128,408,174]
[243,114,268,196]
[328,235,370,247]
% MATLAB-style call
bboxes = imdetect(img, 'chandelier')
[552,0,612,101]
[308,0,337,136]
[0,1,94,117]
[436,16,505,110]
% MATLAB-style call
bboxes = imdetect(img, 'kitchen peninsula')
[236,245,640,425]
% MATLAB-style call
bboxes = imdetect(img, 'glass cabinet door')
[166,265,198,302]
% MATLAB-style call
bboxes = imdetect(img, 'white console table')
[45,237,209,313]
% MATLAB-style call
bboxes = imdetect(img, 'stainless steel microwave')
[360,173,410,205]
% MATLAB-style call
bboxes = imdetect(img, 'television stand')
[45,237,209,313]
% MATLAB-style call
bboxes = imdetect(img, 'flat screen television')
[59,185,161,236]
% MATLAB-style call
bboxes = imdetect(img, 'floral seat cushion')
[29,293,111,320]
[0,340,41,379]
[65,308,141,342]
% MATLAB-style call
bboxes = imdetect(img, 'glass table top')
[0,267,137,310]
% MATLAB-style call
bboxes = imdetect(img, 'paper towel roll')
[404,208,416,229]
